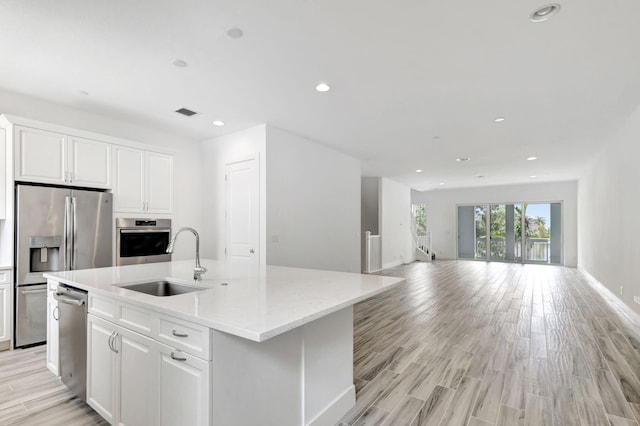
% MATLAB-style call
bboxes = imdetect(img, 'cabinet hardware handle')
[172,330,189,338]
[52,306,59,321]
[21,288,47,294]
[113,332,119,353]
[250,249,255,253]
[171,352,187,361]
[112,332,119,354]
[108,331,119,353]
[54,293,85,306]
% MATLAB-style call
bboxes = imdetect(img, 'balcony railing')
[476,237,550,262]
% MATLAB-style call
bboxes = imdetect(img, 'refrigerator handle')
[72,197,78,270]
[63,196,71,270]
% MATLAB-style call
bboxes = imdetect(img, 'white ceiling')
[1,0,639,190]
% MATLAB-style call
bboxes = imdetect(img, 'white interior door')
[225,156,259,266]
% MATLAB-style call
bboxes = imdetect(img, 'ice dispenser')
[29,236,62,272]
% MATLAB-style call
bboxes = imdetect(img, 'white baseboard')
[577,265,640,328]
[306,385,355,426]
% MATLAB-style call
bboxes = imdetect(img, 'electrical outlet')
[634,296,640,305]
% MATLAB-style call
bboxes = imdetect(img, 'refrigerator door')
[16,185,70,285]
[71,189,113,269]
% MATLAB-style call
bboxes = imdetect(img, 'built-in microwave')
[115,218,172,265]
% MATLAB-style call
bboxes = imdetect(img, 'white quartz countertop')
[44,260,404,342]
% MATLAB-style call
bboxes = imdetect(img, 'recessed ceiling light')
[494,117,505,122]
[456,157,471,162]
[439,182,445,185]
[226,27,244,39]
[213,120,225,126]
[527,156,538,161]
[172,59,188,68]
[530,175,537,178]
[416,169,423,173]
[530,4,561,22]
[315,83,331,92]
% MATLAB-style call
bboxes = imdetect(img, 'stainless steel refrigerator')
[14,184,112,348]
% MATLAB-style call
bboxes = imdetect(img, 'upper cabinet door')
[14,126,112,189]
[113,146,145,213]
[15,126,67,184]
[146,152,173,214]
[69,136,111,188]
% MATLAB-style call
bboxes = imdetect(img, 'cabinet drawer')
[88,294,117,320]
[157,315,211,360]
[118,303,154,335]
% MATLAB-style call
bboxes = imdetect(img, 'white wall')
[578,103,640,316]
[380,177,414,269]
[412,181,578,266]
[361,177,380,236]
[0,89,203,262]
[200,125,267,264]
[266,126,361,273]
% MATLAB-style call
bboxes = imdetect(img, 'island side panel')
[212,327,304,426]
[212,306,356,426]
[303,306,355,426]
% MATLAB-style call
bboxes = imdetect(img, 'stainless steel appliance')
[15,184,112,348]
[116,218,171,265]
[55,284,88,401]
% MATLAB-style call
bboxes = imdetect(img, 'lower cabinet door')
[87,314,118,424]
[158,345,210,426]
[118,327,158,426]
[0,283,10,343]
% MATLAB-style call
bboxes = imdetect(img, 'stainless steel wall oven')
[116,218,172,265]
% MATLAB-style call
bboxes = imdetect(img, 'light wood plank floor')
[2,261,640,425]
[339,260,640,426]
[0,345,106,425]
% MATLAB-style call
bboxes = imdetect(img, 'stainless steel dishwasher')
[54,284,88,401]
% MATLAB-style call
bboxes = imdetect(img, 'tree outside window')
[413,204,427,236]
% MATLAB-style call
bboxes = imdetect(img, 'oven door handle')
[119,229,171,234]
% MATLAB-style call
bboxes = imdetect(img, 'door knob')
[249,249,255,254]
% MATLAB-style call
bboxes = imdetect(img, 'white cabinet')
[88,314,159,426]
[15,126,111,188]
[87,314,118,424]
[0,129,6,220]
[15,126,66,184]
[113,146,172,214]
[119,326,159,426]
[145,151,173,214]
[0,269,12,350]
[158,346,210,426]
[46,280,59,374]
[87,302,210,426]
[68,136,111,188]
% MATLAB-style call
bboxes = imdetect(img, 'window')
[412,204,427,236]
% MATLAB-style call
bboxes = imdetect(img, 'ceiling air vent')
[175,107,198,117]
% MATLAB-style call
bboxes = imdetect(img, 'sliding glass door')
[458,202,562,264]
[489,204,506,261]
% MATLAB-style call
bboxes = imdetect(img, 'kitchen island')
[45,259,404,426]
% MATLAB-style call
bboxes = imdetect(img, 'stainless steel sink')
[120,280,203,297]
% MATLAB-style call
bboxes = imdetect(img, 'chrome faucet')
[166,227,207,281]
